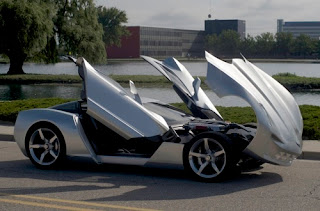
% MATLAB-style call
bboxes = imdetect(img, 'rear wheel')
[26,123,66,169]
[183,132,237,182]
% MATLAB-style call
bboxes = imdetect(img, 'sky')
[95,0,320,36]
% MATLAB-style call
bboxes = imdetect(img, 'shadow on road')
[0,156,283,201]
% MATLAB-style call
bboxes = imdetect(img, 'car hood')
[142,55,223,120]
[205,52,303,165]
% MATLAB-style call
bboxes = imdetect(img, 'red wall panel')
[107,27,140,58]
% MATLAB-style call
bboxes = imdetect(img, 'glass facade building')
[205,19,246,39]
[277,19,320,39]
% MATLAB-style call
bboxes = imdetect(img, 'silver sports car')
[14,52,303,182]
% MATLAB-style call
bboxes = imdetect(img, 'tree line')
[205,30,320,59]
[0,0,129,74]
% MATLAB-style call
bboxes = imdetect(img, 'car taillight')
[195,126,208,130]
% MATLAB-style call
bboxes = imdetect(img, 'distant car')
[14,52,303,182]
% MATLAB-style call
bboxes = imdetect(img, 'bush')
[299,105,320,139]
[273,73,320,90]
[0,98,73,122]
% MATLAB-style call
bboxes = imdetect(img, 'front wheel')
[183,132,236,182]
[25,123,66,169]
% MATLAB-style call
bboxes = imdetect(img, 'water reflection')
[1,84,320,107]
[0,62,77,75]
[0,84,81,101]
[1,62,320,77]
[2,84,24,100]
[134,88,250,106]
[293,91,320,106]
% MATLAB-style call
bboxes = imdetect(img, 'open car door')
[77,58,170,140]
[205,52,303,165]
[142,56,223,121]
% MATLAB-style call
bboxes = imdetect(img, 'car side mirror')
[192,77,201,101]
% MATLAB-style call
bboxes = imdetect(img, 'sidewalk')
[1,123,319,161]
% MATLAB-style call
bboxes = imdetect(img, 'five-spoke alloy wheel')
[183,132,234,182]
[26,123,66,169]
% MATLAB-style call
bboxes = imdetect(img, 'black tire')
[183,132,237,182]
[25,122,66,169]
[239,156,265,171]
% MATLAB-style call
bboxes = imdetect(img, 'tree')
[239,34,256,57]
[54,0,106,64]
[34,36,59,64]
[275,32,293,57]
[315,40,320,59]
[217,30,240,56]
[255,32,275,57]
[0,0,55,74]
[292,34,314,57]
[205,34,219,54]
[0,0,109,74]
[97,6,130,48]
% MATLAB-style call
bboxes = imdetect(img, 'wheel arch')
[14,109,89,157]
[183,131,238,182]
[24,121,66,155]
[25,121,67,168]
[185,131,233,146]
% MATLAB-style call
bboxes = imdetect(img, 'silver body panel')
[96,142,184,167]
[205,52,303,165]
[97,155,149,166]
[14,109,89,157]
[82,58,169,139]
[146,142,184,167]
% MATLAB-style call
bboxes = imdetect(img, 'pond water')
[1,84,320,107]
[1,61,320,106]
[0,61,320,77]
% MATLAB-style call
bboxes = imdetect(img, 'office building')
[107,19,246,58]
[205,19,246,39]
[277,19,320,39]
[107,26,205,58]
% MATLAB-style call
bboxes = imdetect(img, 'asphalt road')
[1,141,320,211]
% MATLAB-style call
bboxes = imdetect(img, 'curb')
[298,140,320,161]
[0,134,14,142]
[0,123,14,142]
[298,151,320,161]
[0,120,14,126]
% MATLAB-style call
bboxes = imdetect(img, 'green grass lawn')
[0,74,82,84]
[0,98,318,140]
[273,73,320,91]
